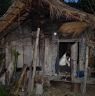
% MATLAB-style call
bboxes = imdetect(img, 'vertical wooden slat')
[23,45,32,66]
[44,37,52,75]
[81,46,89,96]
[39,34,45,73]
[71,42,78,82]
[51,34,58,75]
[79,39,86,71]
[44,34,58,76]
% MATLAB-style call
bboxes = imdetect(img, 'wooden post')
[79,39,86,71]
[13,64,27,96]
[39,33,45,74]
[71,42,78,82]
[31,28,40,93]
[81,46,89,96]
[71,42,80,93]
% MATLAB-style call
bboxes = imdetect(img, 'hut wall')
[5,24,33,68]
[6,38,33,68]
[5,25,58,76]
[44,35,58,75]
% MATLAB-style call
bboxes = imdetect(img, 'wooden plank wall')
[5,30,58,76]
[44,35,58,75]
[6,37,58,75]
[6,38,33,68]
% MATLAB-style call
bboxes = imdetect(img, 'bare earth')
[44,81,95,96]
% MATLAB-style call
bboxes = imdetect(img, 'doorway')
[58,41,79,81]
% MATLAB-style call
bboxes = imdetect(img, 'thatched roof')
[0,0,26,33]
[58,22,89,37]
[0,0,95,38]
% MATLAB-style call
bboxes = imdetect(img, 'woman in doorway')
[59,52,71,80]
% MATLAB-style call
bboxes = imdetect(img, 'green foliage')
[0,0,11,17]
[11,49,20,72]
[0,85,8,96]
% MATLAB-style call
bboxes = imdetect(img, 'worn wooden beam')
[13,64,27,96]
[81,46,89,96]
[71,43,78,82]
[79,39,86,71]
[30,28,40,94]
[58,39,81,42]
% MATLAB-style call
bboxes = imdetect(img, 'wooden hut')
[0,20,95,83]
[0,0,95,95]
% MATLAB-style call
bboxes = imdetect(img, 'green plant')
[11,49,20,72]
[0,85,8,96]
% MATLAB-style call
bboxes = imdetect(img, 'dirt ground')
[32,81,95,96]
[86,84,95,96]
[44,81,72,96]
[43,81,95,96]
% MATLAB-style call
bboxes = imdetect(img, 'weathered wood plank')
[81,46,89,96]
[71,43,78,82]
[31,28,40,93]
[79,39,86,71]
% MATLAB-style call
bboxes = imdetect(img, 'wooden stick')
[14,64,27,96]
[31,28,40,93]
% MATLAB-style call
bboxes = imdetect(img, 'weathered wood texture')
[71,43,78,82]
[39,34,45,73]
[44,35,58,75]
[31,28,40,92]
[4,21,58,78]
[5,24,33,68]
[13,64,27,96]
[79,39,86,71]
[81,46,89,96]
[6,38,33,68]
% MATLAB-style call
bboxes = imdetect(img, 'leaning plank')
[31,28,40,93]
[13,64,27,96]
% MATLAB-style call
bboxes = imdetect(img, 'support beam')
[71,43,80,93]
[58,39,81,43]
[79,39,86,71]
[71,42,78,82]
[81,46,89,96]
[30,28,40,94]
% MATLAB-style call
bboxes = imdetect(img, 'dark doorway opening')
[58,42,79,81]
